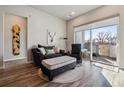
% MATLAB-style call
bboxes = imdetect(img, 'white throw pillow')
[39,48,46,55]
[47,49,55,54]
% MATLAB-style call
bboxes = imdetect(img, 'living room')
[0,5,124,88]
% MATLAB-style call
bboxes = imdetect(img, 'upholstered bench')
[41,56,76,81]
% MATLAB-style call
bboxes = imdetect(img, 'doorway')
[74,16,119,68]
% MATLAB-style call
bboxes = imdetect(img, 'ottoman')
[41,56,76,81]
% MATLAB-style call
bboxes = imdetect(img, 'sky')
[84,25,118,41]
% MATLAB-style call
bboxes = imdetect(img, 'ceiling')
[31,5,102,20]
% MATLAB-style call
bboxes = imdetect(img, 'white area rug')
[38,66,83,83]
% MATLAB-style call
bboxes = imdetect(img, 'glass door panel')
[83,30,91,60]
[91,25,118,66]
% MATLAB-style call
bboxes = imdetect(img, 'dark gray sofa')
[32,44,66,67]
[32,48,63,68]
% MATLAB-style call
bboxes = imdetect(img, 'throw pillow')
[53,47,60,53]
[47,49,55,54]
[39,48,46,55]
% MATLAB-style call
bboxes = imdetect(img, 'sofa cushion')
[42,56,76,70]
[44,53,62,59]
[38,44,55,49]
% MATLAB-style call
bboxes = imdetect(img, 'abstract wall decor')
[11,24,21,55]
[47,29,56,45]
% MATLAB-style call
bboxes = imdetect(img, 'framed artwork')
[11,24,21,55]
[47,30,56,45]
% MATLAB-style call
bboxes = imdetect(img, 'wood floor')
[0,61,111,87]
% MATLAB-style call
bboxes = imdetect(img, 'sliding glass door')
[74,17,119,67]
[91,25,118,66]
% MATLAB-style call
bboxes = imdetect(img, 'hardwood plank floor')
[0,61,111,87]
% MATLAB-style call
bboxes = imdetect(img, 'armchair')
[70,44,82,64]
[32,48,44,68]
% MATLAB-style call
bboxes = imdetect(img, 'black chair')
[70,44,82,64]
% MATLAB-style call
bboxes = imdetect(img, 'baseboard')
[4,57,27,62]
[4,58,27,68]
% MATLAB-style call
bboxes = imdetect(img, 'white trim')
[2,12,5,69]
[26,17,28,61]
[116,16,120,68]
[2,12,5,68]
[4,57,27,62]
[90,29,93,61]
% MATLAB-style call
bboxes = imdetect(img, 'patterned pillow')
[47,49,55,54]
[53,47,60,53]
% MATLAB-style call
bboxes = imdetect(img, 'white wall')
[67,5,124,68]
[0,5,66,62]
[4,14,27,61]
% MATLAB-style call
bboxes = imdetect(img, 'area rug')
[38,66,83,84]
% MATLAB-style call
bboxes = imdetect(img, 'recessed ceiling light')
[71,11,75,15]
[67,11,75,18]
